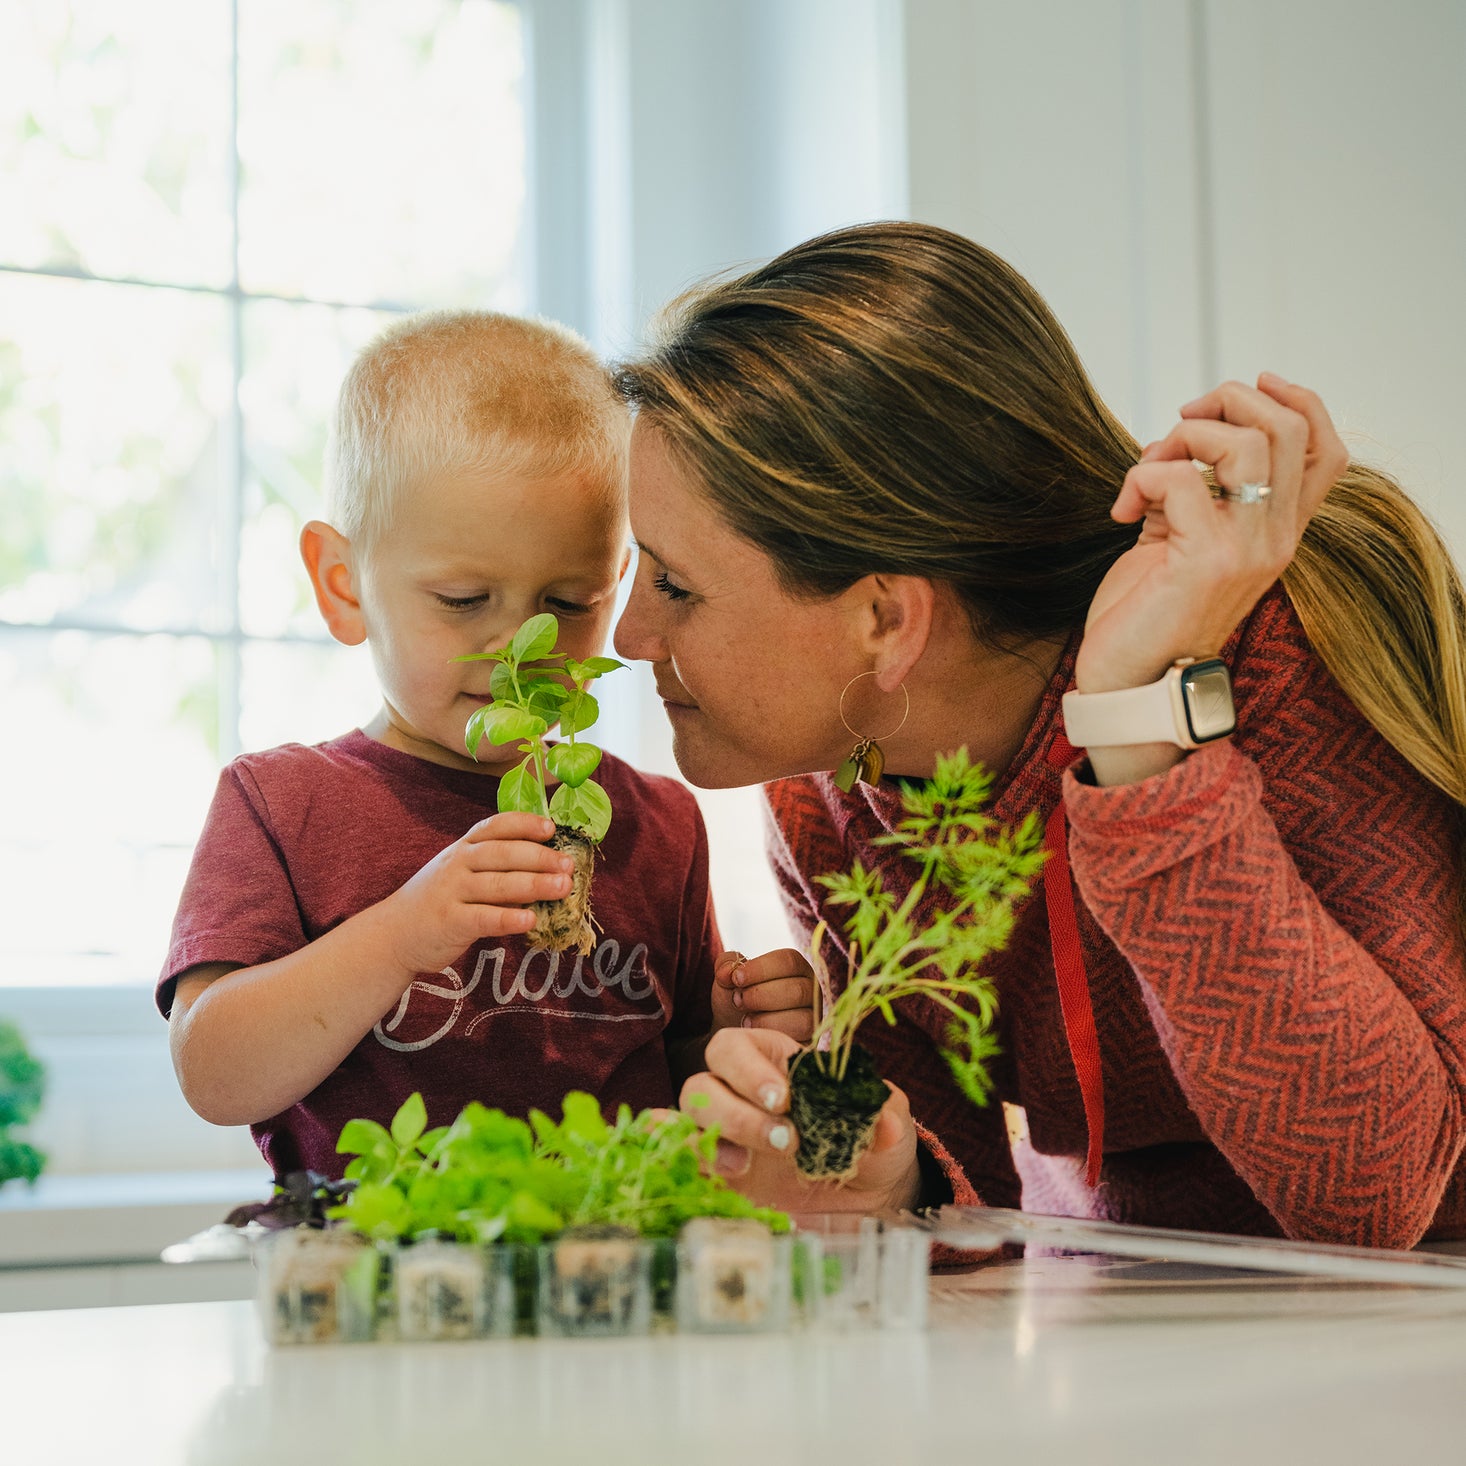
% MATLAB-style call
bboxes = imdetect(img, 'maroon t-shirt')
[159,731,718,1176]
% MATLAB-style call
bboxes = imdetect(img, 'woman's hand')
[681,1027,921,1215]
[1079,373,1349,698]
[709,948,815,1040]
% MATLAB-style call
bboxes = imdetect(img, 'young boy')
[159,310,807,1178]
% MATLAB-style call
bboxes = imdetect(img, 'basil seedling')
[456,613,625,953]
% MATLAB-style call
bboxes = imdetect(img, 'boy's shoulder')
[225,729,388,782]
[220,730,445,815]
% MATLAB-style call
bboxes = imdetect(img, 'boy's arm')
[168,811,575,1126]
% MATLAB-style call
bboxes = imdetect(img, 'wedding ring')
[1218,482,1273,505]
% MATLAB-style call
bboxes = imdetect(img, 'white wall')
[563,0,1466,962]
[577,0,912,957]
[902,0,1466,535]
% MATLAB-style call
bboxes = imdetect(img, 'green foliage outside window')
[0,1020,47,1188]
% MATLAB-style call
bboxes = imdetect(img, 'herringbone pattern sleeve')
[1065,652,1466,1248]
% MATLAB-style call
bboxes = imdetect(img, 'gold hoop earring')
[833,672,911,792]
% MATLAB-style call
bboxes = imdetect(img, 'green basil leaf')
[510,613,559,664]
[560,1091,609,1144]
[342,1181,411,1241]
[488,661,517,699]
[464,705,489,759]
[559,688,599,739]
[506,1190,565,1238]
[417,1125,450,1159]
[498,760,545,816]
[390,1091,428,1149]
[479,705,548,746]
[526,681,569,721]
[337,1117,393,1158]
[549,777,612,841]
[545,742,602,789]
[579,656,626,677]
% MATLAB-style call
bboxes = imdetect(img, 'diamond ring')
[1218,482,1272,505]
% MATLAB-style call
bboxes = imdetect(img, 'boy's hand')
[377,813,573,977]
[710,948,815,1042]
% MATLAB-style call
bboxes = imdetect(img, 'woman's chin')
[668,722,756,790]
[668,721,818,791]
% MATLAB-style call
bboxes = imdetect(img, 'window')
[0,0,529,997]
[1,2,798,1177]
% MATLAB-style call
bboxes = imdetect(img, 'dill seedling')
[791,747,1047,1178]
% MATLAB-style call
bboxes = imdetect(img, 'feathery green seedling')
[791,747,1047,1178]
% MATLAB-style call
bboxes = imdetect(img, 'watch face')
[1181,660,1237,742]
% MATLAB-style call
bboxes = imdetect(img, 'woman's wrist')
[1085,742,1187,787]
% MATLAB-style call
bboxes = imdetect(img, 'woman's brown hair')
[615,221,1466,923]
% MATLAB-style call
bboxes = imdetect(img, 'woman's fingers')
[1164,385,1306,509]
[1255,373,1350,514]
[681,1031,923,1210]
[1174,375,1346,516]
[1081,373,1349,715]
[702,1026,800,1113]
[680,1069,797,1159]
[1110,458,1225,545]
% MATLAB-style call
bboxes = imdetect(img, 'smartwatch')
[1061,658,1236,751]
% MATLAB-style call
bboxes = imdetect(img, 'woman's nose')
[614,578,660,663]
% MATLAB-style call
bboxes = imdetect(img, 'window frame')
[1,0,599,1171]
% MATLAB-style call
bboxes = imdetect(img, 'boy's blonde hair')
[326,309,628,548]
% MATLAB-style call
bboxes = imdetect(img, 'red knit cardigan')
[764,587,1466,1247]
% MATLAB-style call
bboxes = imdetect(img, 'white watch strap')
[1061,671,1186,749]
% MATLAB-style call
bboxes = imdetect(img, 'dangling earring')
[833,672,911,792]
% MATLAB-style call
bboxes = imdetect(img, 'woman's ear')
[300,521,367,647]
[854,574,936,691]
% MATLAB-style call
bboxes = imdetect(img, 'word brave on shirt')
[373,939,658,1053]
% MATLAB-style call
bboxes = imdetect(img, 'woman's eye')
[434,593,489,610]
[652,570,692,603]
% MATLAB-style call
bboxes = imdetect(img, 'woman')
[612,221,1466,1249]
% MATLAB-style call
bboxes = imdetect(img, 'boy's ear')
[850,574,936,692]
[300,520,367,647]
[617,546,632,580]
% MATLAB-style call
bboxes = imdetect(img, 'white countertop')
[5,1253,1466,1465]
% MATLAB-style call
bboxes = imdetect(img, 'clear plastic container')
[255,1227,379,1345]
[536,1229,653,1337]
[792,1215,930,1330]
[391,1239,516,1342]
[675,1218,792,1334]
